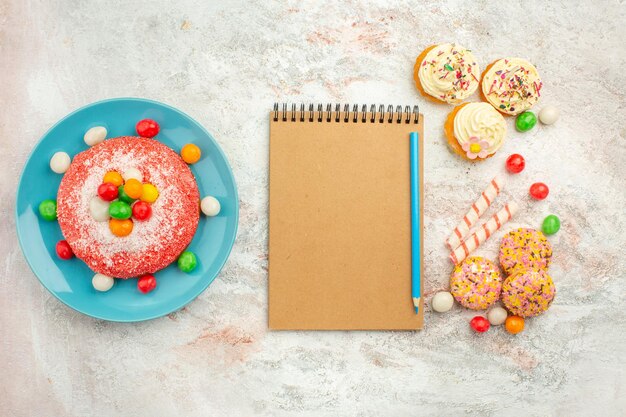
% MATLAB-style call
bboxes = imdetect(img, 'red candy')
[530,182,549,200]
[505,154,525,174]
[98,182,119,201]
[55,240,74,260]
[470,316,490,333]
[132,201,152,221]
[136,119,160,138]
[137,274,157,293]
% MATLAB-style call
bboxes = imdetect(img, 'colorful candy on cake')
[39,119,222,293]
[57,136,200,278]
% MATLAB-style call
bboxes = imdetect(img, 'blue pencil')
[409,132,420,314]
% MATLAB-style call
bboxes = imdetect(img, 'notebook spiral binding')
[273,103,420,124]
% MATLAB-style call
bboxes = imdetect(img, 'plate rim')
[15,97,239,322]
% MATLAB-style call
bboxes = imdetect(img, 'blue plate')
[15,98,239,322]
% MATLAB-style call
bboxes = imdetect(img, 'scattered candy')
[55,240,73,260]
[487,307,508,326]
[50,152,71,174]
[123,178,143,199]
[38,199,57,221]
[117,185,136,204]
[539,105,559,125]
[505,315,525,334]
[103,171,124,187]
[136,119,159,138]
[137,274,157,293]
[98,182,119,201]
[84,126,107,146]
[542,214,561,235]
[470,316,490,333]
[181,143,202,164]
[109,218,133,237]
[529,182,549,200]
[505,154,525,174]
[132,201,152,221]
[431,291,454,313]
[140,183,159,203]
[200,196,221,216]
[92,273,115,292]
[89,196,110,221]
[515,111,537,132]
[122,167,143,182]
[109,200,132,219]
[177,251,198,272]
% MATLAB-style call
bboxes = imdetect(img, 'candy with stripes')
[449,201,519,265]
[446,175,505,250]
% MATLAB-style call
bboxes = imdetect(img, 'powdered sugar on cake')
[57,136,200,278]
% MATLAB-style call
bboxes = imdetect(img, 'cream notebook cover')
[269,104,424,330]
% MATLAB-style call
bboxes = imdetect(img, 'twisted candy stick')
[449,201,519,265]
[446,175,505,250]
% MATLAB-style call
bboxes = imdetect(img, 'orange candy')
[505,315,525,335]
[181,143,201,164]
[103,171,124,187]
[123,178,143,199]
[109,218,133,237]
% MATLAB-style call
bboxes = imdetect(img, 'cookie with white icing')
[444,102,507,161]
[414,43,480,104]
[481,58,542,115]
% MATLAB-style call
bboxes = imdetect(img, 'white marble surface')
[2,1,625,416]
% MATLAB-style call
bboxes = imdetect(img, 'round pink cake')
[57,136,200,278]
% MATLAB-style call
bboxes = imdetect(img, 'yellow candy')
[103,171,124,187]
[124,178,143,199]
[181,143,201,164]
[140,183,159,203]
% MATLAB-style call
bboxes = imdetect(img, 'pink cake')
[57,136,200,278]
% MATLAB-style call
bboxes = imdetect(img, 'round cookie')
[499,228,552,275]
[501,268,556,317]
[450,256,502,310]
[480,58,542,116]
[414,43,480,104]
[444,102,506,161]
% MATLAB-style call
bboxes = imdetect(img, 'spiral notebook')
[269,104,424,330]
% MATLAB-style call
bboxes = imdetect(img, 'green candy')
[117,185,136,204]
[542,215,561,235]
[515,111,537,132]
[177,251,197,273]
[109,200,132,219]
[38,199,57,221]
